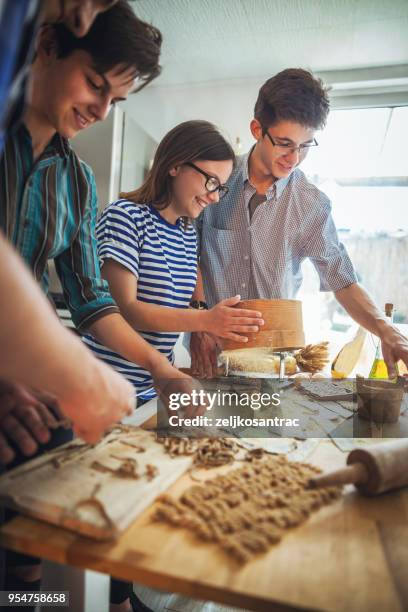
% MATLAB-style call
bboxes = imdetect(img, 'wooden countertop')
[1,435,407,612]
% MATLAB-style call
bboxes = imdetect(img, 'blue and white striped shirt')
[197,151,357,306]
[83,200,197,398]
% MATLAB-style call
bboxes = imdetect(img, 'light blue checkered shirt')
[197,150,357,307]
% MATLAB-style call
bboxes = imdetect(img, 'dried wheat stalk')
[295,342,330,373]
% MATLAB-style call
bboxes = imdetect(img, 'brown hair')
[121,120,235,210]
[254,68,330,131]
[51,0,162,92]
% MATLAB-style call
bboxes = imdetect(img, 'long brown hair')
[120,120,235,209]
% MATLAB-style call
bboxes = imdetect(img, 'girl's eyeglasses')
[184,162,229,199]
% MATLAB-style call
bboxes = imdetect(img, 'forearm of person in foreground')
[0,235,133,443]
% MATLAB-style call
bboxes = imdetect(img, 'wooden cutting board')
[0,426,192,541]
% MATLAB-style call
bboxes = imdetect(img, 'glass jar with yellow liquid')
[369,303,396,380]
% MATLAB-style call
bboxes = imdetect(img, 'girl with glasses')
[83,120,264,399]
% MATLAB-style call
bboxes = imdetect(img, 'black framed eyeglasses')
[184,162,229,199]
[265,131,318,154]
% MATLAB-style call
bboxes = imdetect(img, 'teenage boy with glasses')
[191,68,408,378]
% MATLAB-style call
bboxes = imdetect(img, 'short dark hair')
[121,120,235,211]
[51,0,162,92]
[254,68,330,131]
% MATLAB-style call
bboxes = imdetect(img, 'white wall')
[120,113,157,194]
[121,65,408,151]
[71,107,121,211]
[121,78,262,152]
[71,107,159,212]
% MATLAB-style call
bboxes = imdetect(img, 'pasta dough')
[153,454,341,563]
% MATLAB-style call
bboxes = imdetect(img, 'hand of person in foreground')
[0,363,135,450]
[64,359,135,444]
[0,381,64,464]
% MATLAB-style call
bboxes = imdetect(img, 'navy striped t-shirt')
[83,200,197,398]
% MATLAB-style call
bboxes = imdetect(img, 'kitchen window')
[297,106,408,343]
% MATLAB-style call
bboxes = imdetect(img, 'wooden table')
[1,420,407,612]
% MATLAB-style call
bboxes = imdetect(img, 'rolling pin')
[309,439,408,496]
